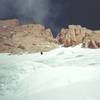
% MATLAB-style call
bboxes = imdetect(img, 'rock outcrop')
[0,19,19,28]
[57,25,100,48]
[0,19,58,53]
[0,19,100,53]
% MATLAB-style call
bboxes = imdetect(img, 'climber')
[40,51,43,55]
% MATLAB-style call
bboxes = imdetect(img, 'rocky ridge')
[57,25,100,48]
[0,19,100,54]
[0,19,58,54]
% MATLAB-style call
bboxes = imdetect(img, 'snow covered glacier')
[0,45,100,100]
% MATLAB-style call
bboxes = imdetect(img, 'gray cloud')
[0,0,50,24]
[14,0,50,24]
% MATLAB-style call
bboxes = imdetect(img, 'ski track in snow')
[0,44,100,100]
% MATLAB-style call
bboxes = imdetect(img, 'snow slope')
[0,45,100,100]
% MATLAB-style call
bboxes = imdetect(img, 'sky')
[0,0,100,36]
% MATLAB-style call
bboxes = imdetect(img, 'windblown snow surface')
[0,44,100,100]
